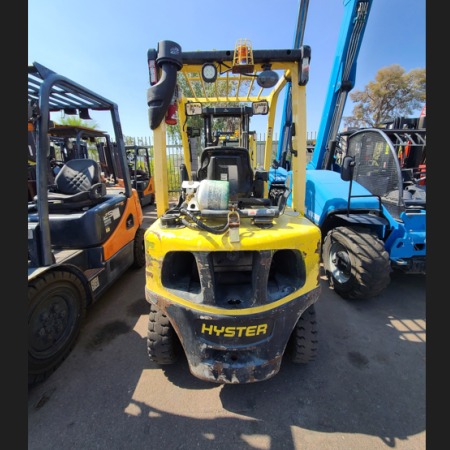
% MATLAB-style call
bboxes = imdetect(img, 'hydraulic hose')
[180,207,230,234]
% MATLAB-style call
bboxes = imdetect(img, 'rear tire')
[28,270,86,386]
[147,303,180,364]
[132,227,146,269]
[322,226,391,300]
[286,303,318,363]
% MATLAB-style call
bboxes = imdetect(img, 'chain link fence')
[127,131,317,197]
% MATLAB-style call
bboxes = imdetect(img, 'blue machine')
[276,0,426,300]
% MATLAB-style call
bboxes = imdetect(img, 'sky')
[28,0,426,142]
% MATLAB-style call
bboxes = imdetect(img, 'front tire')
[132,227,146,269]
[28,270,86,386]
[322,226,391,300]
[147,303,181,364]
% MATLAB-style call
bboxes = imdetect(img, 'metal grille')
[346,129,401,197]
[346,128,426,219]
[157,140,273,196]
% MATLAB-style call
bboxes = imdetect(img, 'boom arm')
[308,0,372,170]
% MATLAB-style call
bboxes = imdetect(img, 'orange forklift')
[28,62,146,386]
[125,144,155,207]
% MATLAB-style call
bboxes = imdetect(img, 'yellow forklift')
[144,39,321,383]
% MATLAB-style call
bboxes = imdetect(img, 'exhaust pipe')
[147,40,182,130]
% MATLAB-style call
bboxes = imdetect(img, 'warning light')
[232,39,254,74]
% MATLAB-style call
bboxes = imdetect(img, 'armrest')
[89,183,107,199]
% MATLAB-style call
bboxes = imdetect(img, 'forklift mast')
[276,0,309,167]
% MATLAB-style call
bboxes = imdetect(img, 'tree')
[343,64,426,128]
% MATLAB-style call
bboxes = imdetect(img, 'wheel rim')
[328,241,352,283]
[29,290,77,359]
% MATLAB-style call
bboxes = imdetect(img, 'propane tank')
[196,179,229,210]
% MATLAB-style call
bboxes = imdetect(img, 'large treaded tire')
[28,270,86,386]
[322,226,391,300]
[286,303,318,364]
[132,227,146,269]
[147,303,180,365]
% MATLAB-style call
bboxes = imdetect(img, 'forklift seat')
[46,158,106,210]
[197,147,254,199]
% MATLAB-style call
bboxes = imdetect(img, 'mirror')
[341,155,355,181]
[252,100,269,115]
[185,102,202,116]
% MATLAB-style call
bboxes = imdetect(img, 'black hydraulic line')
[181,208,230,234]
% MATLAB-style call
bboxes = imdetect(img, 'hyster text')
[200,323,268,337]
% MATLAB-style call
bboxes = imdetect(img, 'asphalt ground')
[27,203,426,450]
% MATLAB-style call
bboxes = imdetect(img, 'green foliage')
[52,115,101,160]
[124,136,137,145]
[54,115,99,129]
[343,64,426,128]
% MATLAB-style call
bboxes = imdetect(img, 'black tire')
[286,303,318,363]
[147,303,180,364]
[322,226,391,300]
[28,270,86,386]
[132,227,146,269]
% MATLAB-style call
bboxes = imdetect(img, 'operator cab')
[185,103,269,203]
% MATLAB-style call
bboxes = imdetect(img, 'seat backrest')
[45,159,106,211]
[197,147,254,199]
[55,158,100,194]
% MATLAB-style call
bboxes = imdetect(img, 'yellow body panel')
[144,209,321,315]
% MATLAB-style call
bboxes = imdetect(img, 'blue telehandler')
[275,0,426,300]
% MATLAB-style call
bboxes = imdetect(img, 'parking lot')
[28,203,426,450]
